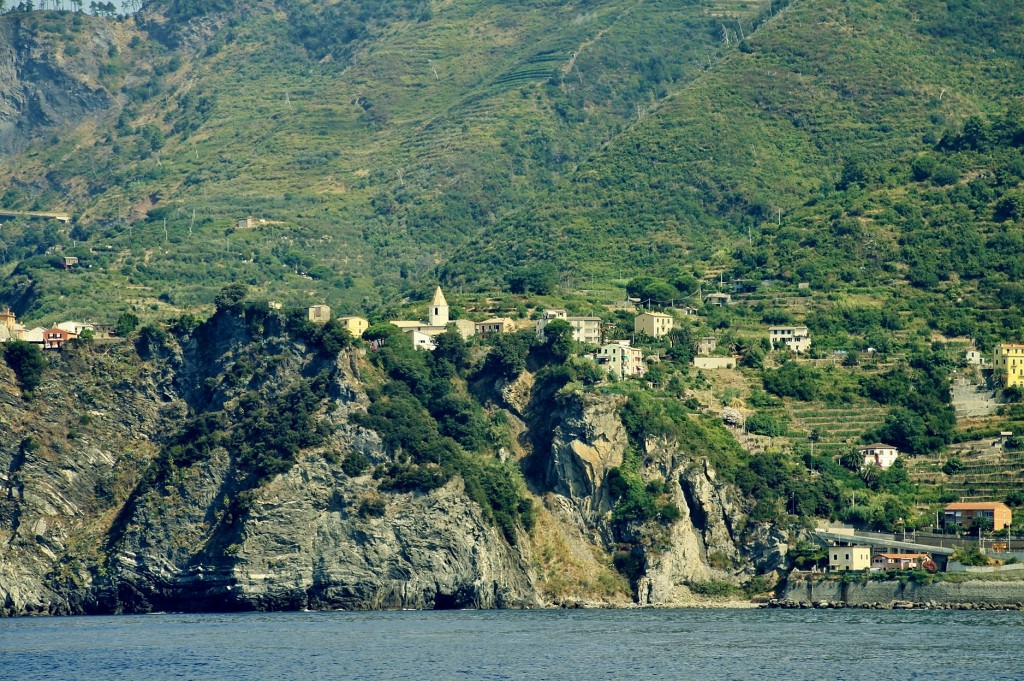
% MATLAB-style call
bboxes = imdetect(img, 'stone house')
[308,305,331,323]
[696,336,717,356]
[769,326,811,353]
[634,311,674,338]
[704,292,731,306]
[829,546,871,572]
[858,443,899,470]
[598,340,645,379]
[475,317,516,337]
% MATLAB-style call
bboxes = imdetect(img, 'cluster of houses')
[0,308,100,349]
[826,502,1014,573]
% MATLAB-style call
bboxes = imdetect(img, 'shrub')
[3,340,45,393]
[341,451,371,477]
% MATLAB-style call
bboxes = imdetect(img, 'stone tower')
[429,286,449,327]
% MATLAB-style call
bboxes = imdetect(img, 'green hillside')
[0,0,772,323]
[446,0,1024,294]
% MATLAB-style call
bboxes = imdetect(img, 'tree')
[3,340,45,393]
[541,319,574,363]
[114,311,140,337]
[432,327,470,374]
[214,283,248,312]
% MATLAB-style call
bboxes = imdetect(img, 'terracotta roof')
[944,502,1010,511]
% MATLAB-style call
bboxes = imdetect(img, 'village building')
[56,321,94,336]
[43,327,76,350]
[993,343,1024,387]
[597,340,645,379]
[871,553,932,571]
[696,336,717,356]
[337,316,369,339]
[829,546,872,572]
[0,308,27,342]
[858,443,900,470]
[62,256,79,269]
[389,287,474,349]
[475,317,516,337]
[308,305,331,323]
[22,327,46,344]
[965,349,987,365]
[634,311,674,338]
[678,305,699,316]
[769,325,812,353]
[536,309,601,345]
[704,292,731,306]
[943,502,1013,532]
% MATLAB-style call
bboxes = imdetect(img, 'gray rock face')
[0,17,117,153]
[545,393,626,518]
[0,327,536,616]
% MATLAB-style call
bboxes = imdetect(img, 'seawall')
[783,573,1024,607]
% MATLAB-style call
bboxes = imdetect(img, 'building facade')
[475,317,515,337]
[943,502,1013,531]
[993,343,1024,387]
[769,326,812,353]
[829,546,871,572]
[858,444,900,470]
[308,305,331,323]
[598,341,645,379]
[338,316,369,339]
[871,553,931,571]
[634,312,674,338]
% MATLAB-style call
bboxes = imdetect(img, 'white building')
[858,443,899,470]
[598,340,645,379]
[537,309,601,345]
[829,546,871,572]
[769,326,811,353]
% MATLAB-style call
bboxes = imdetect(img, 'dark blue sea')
[2,608,1023,680]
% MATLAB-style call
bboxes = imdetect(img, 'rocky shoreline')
[764,598,1024,611]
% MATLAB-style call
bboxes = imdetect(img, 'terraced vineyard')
[910,442,1024,502]
[786,401,889,454]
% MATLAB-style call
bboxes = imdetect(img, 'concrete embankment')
[778,573,1024,609]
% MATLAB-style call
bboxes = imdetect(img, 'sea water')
[2,608,1023,680]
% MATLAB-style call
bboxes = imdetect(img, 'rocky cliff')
[0,12,124,153]
[1,312,780,615]
[1,312,535,615]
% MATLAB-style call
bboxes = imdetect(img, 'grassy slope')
[446,0,1024,286]
[1,0,768,323]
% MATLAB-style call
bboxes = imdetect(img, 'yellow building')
[829,546,871,572]
[338,316,369,338]
[634,311,674,338]
[994,343,1024,387]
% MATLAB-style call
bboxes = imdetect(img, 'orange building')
[943,502,1013,531]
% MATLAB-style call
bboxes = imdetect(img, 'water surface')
[3,608,1023,680]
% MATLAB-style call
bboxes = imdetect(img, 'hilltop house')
[993,343,1024,388]
[769,326,811,354]
[389,286,474,349]
[634,311,673,338]
[0,308,27,343]
[858,443,900,470]
[696,336,717,356]
[597,340,645,379]
[829,546,871,572]
[536,309,601,345]
[308,305,331,323]
[475,317,515,337]
[43,327,76,350]
[704,292,731,306]
[337,316,369,339]
[871,553,932,571]
[943,502,1013,531]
